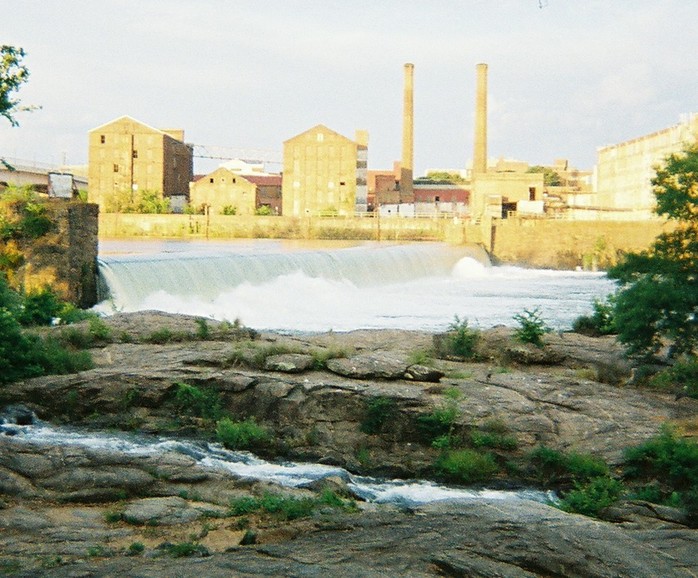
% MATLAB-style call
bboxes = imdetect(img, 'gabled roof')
[88,115,168,136]
[243,175,282,186]
[283,124,355,145]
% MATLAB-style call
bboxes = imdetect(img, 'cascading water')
[96,240,616,332]
[0,418,555,507]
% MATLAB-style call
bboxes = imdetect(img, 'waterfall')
[98,243,488,309]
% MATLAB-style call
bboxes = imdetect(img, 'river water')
[0,418,555,507]
[96,239,615,333]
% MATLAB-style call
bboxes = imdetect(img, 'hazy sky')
[2,1,696,176]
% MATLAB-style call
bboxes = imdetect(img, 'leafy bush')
[435,449,498,484]
[0,308,93,384]
[623,426,698,491]
[361,396,398,435]
[417,404,459,445]
[173,382,223,420]
[649,359,698,399]
[16,287,63,326]
[435,315,480,359]
[559,476,625,517]
[216,417,270,450]
[572,294,617,336]
[527,446,608,485]
[513,307,550,347]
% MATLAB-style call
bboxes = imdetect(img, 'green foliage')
[18,287,63,325]
[649,358,698,399]
[608,145,698,358]
[172,382,223,420]
[162,542,209,558]
[435,449,498,484]
[0,308,93,385]
[195,317,210,339]
[417,404,459,445]
[216,417,270,450]
[360,396,398,435]
[572,294,617,336]
[144,327,190,344]
[420,171,467,184]
[228,490,355,521]
[221,205,237,215]
[1,45,37,126]
[470,420,518,450]
[527,165,563,186]
[105,189,171,214]
[513,307,550,347]
[623,426,698,492]
[443,315,480,359]
[559,477,625,517]
[255,205,273,216]
[126,542,145,556]
[527,446,608,485]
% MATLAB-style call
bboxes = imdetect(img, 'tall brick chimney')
[473,63,488,175]
[400,63,414,201]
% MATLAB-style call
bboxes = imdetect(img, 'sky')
[1,0,696,176]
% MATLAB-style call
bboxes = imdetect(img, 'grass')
[435,449,498,484]
[228,490,356,521]
[172,381,223,420]
[216,417,271,450]
[360,396,399,435]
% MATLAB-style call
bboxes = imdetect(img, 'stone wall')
[98,212,667,270]
[489,217,671,269]
[18,202,99,307]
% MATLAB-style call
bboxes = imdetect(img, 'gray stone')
[326,354,407,380]
[404,364,444,382]
[264,353,315,373]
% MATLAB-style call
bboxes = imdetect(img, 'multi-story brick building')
[88,116,192,210]
[282,125,368,217]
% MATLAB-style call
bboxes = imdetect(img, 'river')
[96,239,615,333]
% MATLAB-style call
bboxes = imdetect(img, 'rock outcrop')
[0,312,696,577]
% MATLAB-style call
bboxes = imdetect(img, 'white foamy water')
[96,239,615,332]
[1,420,555,507]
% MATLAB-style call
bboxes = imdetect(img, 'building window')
[132,150,138,159]
[233,178,236,184]
[209,178,214,184]
[100,135,106,144]
[113,164,119,173]
[529,187,536,201]
[435,196,440,202]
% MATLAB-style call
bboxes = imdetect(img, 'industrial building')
[87,116,192,211]
[189,168,281,215]
[281,125,368,217]
[592,113,698,218]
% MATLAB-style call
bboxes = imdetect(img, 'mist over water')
[97,240,615,332]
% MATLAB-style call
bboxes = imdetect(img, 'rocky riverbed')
[0,312,696,577]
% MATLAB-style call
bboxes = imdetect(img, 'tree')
[608,145,698,358]
[0,45,35,127]
[527,165,562,187]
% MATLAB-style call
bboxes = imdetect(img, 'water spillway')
[95,240,614,332]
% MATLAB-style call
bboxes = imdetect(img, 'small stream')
[1,415,555,507]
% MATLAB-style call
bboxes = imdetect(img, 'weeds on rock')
[513,307,550,347]
[559,477,625,517]
[434,315,480,360]
[172,382,223,420]
[228,490,355,521]
[360,396,399,435]
[216,417,271,450]
[435,449,498,484]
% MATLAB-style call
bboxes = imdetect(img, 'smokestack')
[400,62,414,200]
[473,62,488,175]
